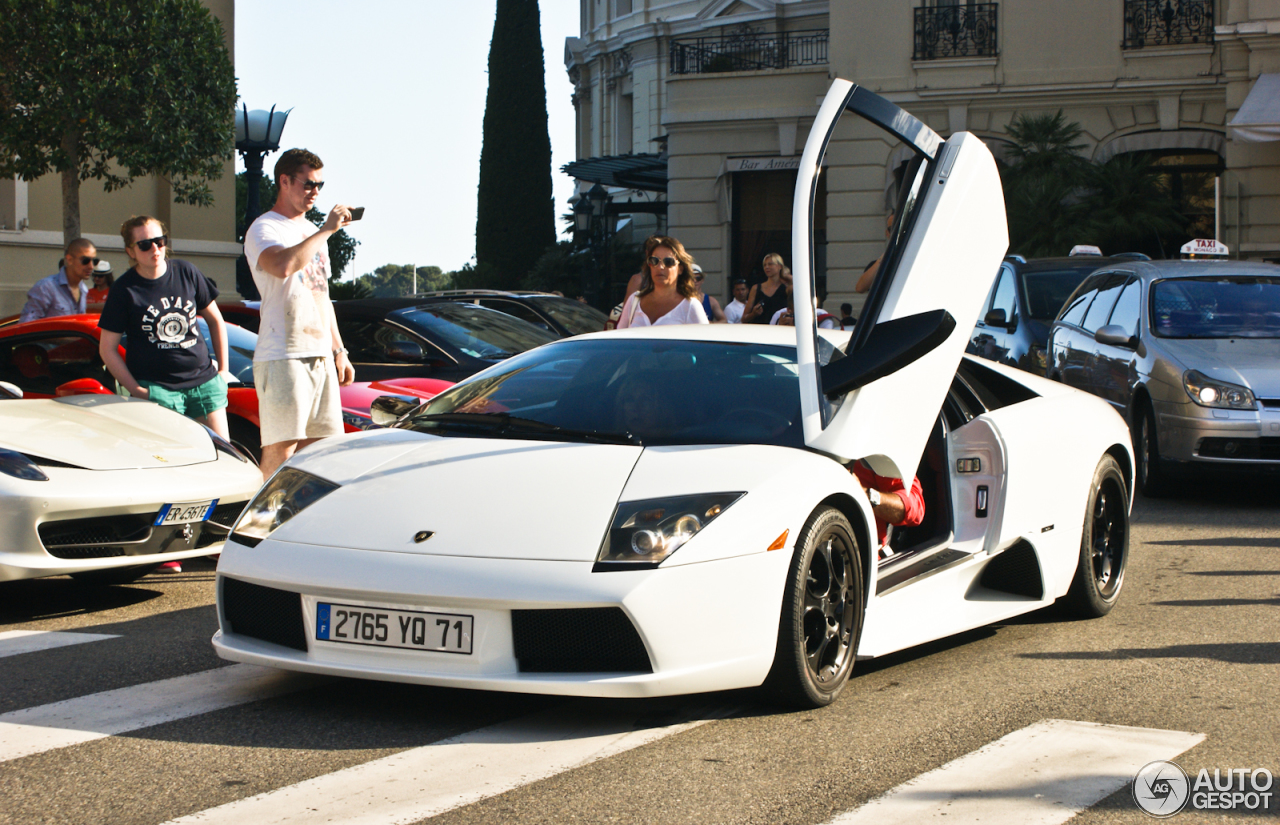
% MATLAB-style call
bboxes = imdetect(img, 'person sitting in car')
[849,460,925,559]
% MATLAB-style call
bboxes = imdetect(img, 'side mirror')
[55,378,113,397]
[370,394,424,427]
[984,308,1014,329]
[384,341,424,362]
[821,309,957,399]
[1095,324,1137,348]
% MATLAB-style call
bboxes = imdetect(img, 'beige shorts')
[253,356,343,447]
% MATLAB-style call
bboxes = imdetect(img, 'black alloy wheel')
[765,506,864,708]
[1064,454,1129,618]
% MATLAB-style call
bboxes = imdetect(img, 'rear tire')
[765,506,864,708]
[228,416,261,465]
[1064,455,1129,618]
[70,564,160,586]
[1134,404,1170,497]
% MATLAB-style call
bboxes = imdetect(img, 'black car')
[334,299,559,383]
[411,290,608,338]
[968,252,1149,375]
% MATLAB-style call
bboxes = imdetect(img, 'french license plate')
[154,499,217,526]
[316,603,474,655]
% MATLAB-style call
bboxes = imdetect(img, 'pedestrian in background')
[692,265,727,323]
[243,148,355,481]
[19,239,98,321]
[87,259,114,303]
[725,278,748,323]
[840,302,855,329]
[743,253,789,324]
[616,236,708,328]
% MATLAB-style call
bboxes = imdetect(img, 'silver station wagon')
[1047,254,1280,495]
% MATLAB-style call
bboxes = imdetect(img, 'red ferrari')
[0,314,451,462]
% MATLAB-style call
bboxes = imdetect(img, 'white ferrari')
[0,382,262,584]
[214,83,1135,707]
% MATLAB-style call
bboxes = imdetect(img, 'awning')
[1229,73,1280,142]
[562,153,667,192]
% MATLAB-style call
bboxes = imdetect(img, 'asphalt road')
[1,477,1277,825]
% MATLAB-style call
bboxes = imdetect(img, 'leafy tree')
[523,237,644,309]
[1000,111,1183,257]
[235,170,360,278]
[344,264,453,298]
[475,0,555,287]
[0,0,236,242]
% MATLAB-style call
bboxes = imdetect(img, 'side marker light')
[767,530,789,551]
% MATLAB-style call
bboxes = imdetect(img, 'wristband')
[333,347,348,356]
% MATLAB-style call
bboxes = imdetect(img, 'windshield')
[196,318,257,385]
[401,338,840,448]
[1152,277,1280,339]
[1021,267,1098,321]
[394,303,557,360]
[528,296,609,336]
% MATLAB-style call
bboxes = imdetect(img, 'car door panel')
[793,80,1009,479]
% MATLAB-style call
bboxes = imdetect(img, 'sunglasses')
[77,256,101,266]
[648,256,678,269]
[694,274,705,282]
[131,235,167,252]
[295,177,325,192]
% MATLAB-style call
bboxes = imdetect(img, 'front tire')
[1134,404,1171,497]
[765,506,864,708]
[1064,455,1129,618]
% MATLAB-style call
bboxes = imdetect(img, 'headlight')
[0,449,49,481]
[204,425,249,462]
[1183,370,1256,410]
[597,493,744,565]
[231,468,339,546]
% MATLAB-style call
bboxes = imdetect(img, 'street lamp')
[234,104,290,299]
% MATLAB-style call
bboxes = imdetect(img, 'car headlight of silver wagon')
[597,493,744,565]
[1183,370,1256,410]
[231,468,339,546]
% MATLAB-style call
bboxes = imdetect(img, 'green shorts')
[138,374,228,418]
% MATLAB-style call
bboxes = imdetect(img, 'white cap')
[692,264,703,274]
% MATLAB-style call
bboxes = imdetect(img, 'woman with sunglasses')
[743,252,790,324]
[87,260,113,303]
[616,236,709,329]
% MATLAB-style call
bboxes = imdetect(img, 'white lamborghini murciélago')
[214,83,1134,707]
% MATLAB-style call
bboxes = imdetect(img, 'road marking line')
[162,705,726,825]
[0,664,320,763]
[826,719,1204,825]
[0,630,119,659]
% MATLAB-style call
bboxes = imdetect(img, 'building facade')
[567,0,1280,315]
[0,0,240,318]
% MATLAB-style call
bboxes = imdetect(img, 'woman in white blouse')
[616,236,709,328]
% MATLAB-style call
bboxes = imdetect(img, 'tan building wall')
[0,0,240,318]
[571,0,1280,318]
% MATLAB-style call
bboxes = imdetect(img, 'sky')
[234,1,579,278]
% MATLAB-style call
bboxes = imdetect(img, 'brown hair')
[273,148,324,188]
[119,215,168,247]
[639,236,698,299]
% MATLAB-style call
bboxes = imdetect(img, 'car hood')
[1155,338,1280,397]
[0,396,216,470]
[274,432,645,561]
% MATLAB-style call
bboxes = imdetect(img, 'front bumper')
[1156,401,1280,471]
[213,538,789,698]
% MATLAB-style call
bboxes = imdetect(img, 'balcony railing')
[669,29,828,75]
[1123,0,1213,48]
[913,3,999,60]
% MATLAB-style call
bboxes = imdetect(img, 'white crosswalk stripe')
[824,719,1205,825]
[0,664,321,763]
[161,704,727,825]
[0,629,119,659]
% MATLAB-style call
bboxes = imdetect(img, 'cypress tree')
[475,0,556,287]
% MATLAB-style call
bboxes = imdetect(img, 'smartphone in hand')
[348,207,365,221]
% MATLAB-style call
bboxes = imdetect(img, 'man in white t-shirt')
[243,148,356,480]
[724,279,748,324]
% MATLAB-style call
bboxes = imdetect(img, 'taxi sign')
[1069,245,1103,257]
[1180,238,1229,258]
